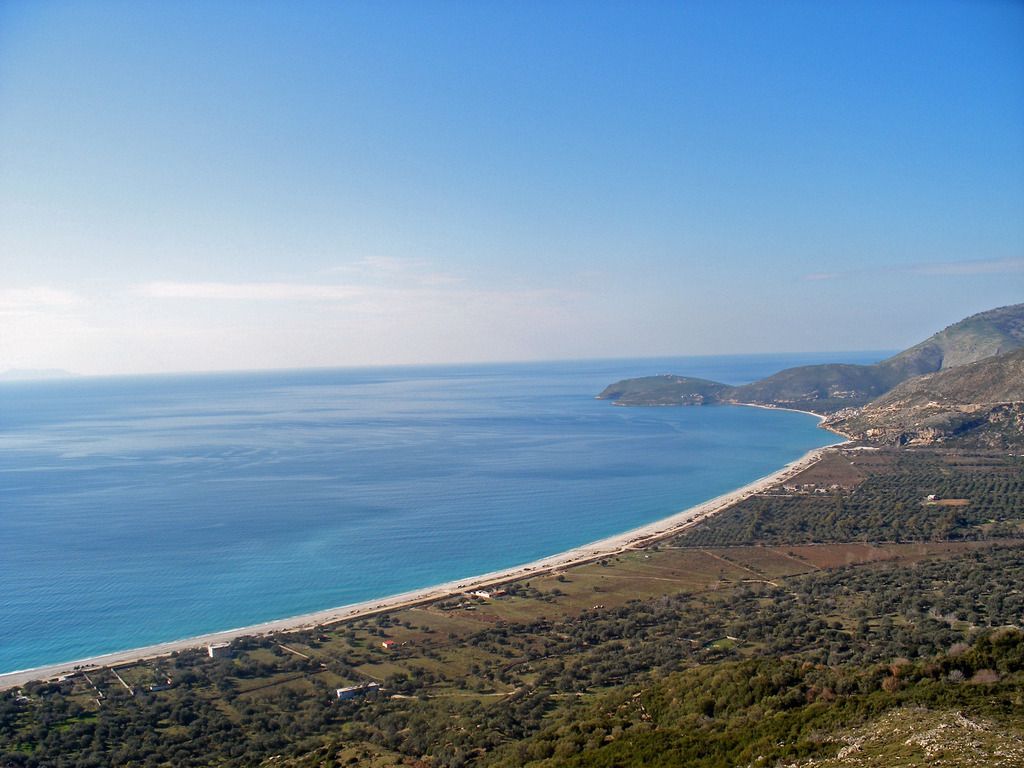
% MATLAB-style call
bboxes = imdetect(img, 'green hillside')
[728,362,902,411]
[596,375,731,406]
[485,631,1024,768]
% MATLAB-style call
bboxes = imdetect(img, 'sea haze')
[0,353,883,673]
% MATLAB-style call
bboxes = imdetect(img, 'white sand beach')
[0,438,843,691]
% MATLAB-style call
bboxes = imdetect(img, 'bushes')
[487,630,1024,767]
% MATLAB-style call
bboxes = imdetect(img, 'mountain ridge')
[598,303,1024,414]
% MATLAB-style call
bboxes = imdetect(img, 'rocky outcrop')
[822,349,1024,447]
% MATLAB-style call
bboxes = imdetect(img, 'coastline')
[0,431,845,692]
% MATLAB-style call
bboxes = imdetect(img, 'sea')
[0,352,885,675]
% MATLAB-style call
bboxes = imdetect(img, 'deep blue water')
[0,353,885,673]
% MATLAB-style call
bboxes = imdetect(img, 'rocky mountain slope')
[822,348,1024,447]
[787,707,1024,768]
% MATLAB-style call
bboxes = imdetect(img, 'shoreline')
[0,434,846,691]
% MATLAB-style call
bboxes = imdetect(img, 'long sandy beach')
[0,438,843,691]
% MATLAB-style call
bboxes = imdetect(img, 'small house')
[336,682,380,701]
[207,642,232,658]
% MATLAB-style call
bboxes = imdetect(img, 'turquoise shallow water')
[0,354,881,673]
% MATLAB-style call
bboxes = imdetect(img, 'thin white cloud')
[356,255,426,273]
[320,256,464,286]
[137,281,365,302]
[907,257,1024,276]
[80,273,588,374]
[0,292,97,373]
[0,286,83,311]
[320,255,428,276]
[129,278,582,342]
[802,257,1024,281]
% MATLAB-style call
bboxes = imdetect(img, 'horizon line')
[0,348,898,383]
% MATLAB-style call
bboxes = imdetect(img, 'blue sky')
[1,0,1022,374]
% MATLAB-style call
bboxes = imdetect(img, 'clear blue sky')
[1,0,1022,374]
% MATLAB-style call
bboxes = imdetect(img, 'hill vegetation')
[486,630,1024,768]
[594,375,730,406]
[598,303,1024,412]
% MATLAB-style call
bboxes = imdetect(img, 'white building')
[336,682,380,701]
[207,642,232,658]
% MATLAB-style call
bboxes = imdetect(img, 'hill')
[595,375,731,406]
[598,303,1024,412]
[885,301,1024,373]
[823,348,1024,447]
[480,632,1024,768]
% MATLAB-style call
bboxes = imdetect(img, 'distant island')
[598,303,1024,447]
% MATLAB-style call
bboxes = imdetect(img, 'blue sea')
[0,353,884,674]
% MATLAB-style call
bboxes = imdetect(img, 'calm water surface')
[0,353,883,673]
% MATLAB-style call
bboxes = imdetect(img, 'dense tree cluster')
[679,451,1024,546]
